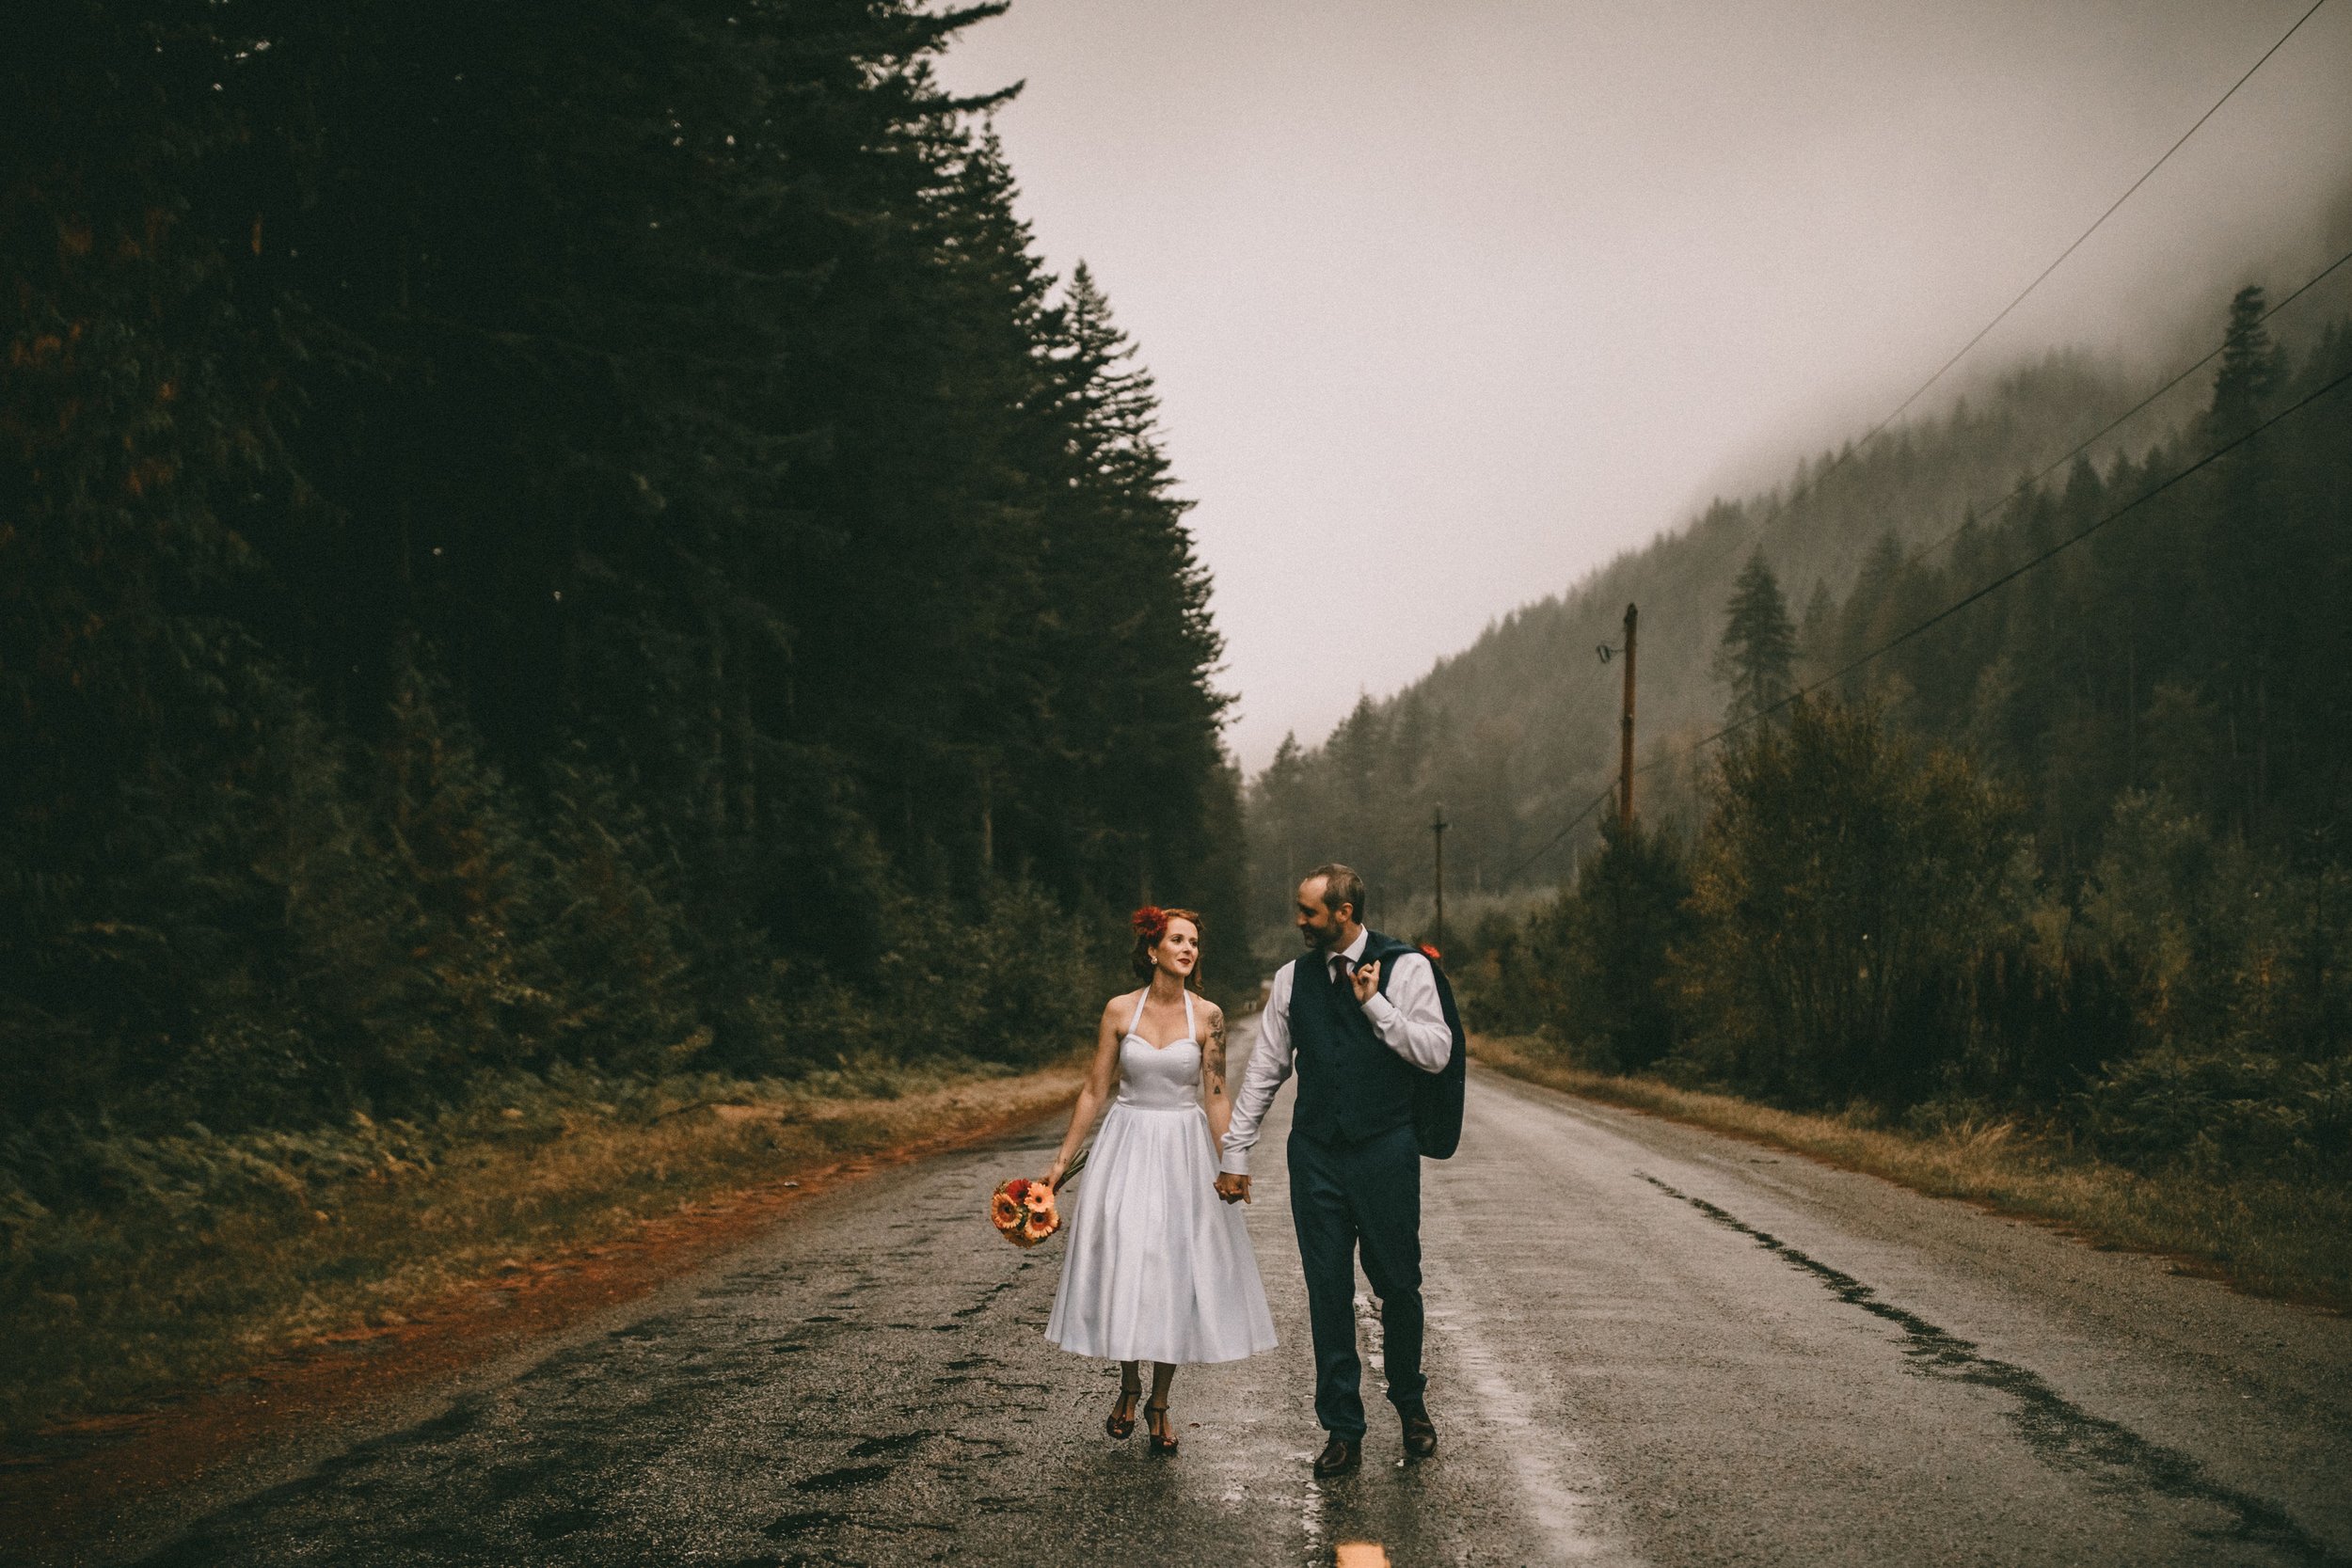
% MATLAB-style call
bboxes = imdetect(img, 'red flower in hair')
[1419,942,1442,962]
[1131,906,1168,942]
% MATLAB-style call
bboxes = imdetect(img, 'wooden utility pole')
[1430,801,1450,951]
[1618,602,1638,833]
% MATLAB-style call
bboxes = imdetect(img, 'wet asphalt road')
[85,1018,2352,1567]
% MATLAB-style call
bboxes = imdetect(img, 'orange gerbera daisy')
[988,1151,1083,1248]
[990,1181,1025,1233]
[1019,1183,1060,1244]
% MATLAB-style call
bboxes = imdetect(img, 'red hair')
[1130,905,1204,984]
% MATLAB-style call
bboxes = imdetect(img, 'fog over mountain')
[936,0,2352,772]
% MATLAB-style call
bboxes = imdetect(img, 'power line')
[1906,244,2352,567]
[1497,782,1615,885]
[1651,361,2352,770]
[1675,0,2332,590]
[1508,253,2352,886]
[1857,0,2330,446]
[1435,4,2335,890]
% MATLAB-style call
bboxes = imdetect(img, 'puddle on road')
[761,1508,851,1539]
[1415,1174,1621,1564]
[405,1401,483,1441]
[609,1316,681,1342]
[525,1505,598,1541]
[1414,1305,1613,1560]
[794,1463,898,1493]
[484,1456,578,1500]
[696,1283,771,1300]
[1639,1171,2349,1568]
[950,1278,1019,1319]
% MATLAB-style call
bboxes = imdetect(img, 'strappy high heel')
[1145,1398,1178,1455]
[1104,1383,1140,1440]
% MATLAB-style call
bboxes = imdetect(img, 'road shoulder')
[1470,1034,2352,1314]
[4,1070,1080,1568]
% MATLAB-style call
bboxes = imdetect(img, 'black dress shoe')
[1312,1435,1361,1477]
[1401,1407,1438,1459]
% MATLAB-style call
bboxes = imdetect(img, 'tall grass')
[0,1057,1080,1442]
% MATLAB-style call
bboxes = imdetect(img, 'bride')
[1041,907,1277,1452]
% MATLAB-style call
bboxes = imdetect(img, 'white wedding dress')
[1044,989,1278,1364]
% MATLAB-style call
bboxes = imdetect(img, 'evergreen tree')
[1518,813,1692,1070]
[1678,698,2027,1105]
[2200,285,2288,837]
[2209,285,2281,441]
[1,0,1248,1147]
[1796,577,1837,683]
[1253,277,2352,1169]
[1712,549,1798,726]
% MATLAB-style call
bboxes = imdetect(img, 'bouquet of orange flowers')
[990,1149,1086,1248]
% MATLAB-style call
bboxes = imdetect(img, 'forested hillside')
[1,3,1244,1174]
[1247,305,2348,928]
[1271,273,2352,1184]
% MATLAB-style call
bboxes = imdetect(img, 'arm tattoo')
[1204,1014,1228,1097]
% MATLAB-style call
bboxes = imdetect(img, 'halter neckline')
[1125,986,1197,1051]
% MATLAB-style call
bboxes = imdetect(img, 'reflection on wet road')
[105,1019,2352,1566]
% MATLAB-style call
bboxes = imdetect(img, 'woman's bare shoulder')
[1100,989,1142,1023]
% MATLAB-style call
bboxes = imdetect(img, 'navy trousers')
[1287,1121,1426,1440]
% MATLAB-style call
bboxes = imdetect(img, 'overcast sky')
[935,0,2352,773]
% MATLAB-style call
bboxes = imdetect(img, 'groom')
[1216,863,1452,1477]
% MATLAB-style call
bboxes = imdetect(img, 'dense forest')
[1243,349,2193,927]
[1,2,1247,1199]
[1266,279,2352,1173]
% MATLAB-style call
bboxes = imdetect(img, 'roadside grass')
[0,1056,1081,1443]
[1471,1035,2352,1314]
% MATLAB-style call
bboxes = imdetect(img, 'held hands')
[1349,958,1382,1006]
[1215,1172,1251,1205]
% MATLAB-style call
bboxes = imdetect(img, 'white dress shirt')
[1218,927,1452,1175]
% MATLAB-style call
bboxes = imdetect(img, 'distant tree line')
[1,1,1246,1185]
[1243,349,2163,931]
[1452,288,2352,1176]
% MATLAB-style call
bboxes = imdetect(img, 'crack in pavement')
[1637,1171,2347,1567]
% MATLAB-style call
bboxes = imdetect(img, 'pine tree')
[2209,285,2280,441]
[1712,549,1798,726]
[1797,578,1836,684]
[2,0,1250,1144]
[1522,813,1692,1070]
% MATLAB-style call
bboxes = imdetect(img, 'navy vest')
[1289,930,1423,1146]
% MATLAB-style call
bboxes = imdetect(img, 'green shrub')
[1672,697,2031,1108]
[732,879,1104,1076]
[1506,814,1694,1071]
[2081,1049,2352,1175]
[2063,789,2352,1171]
